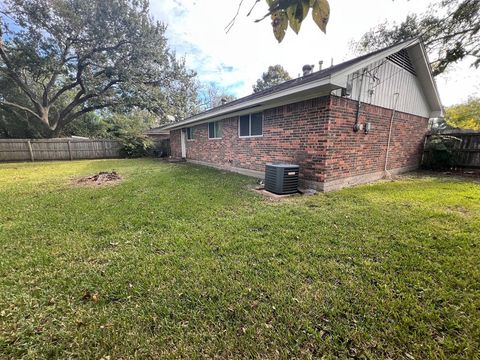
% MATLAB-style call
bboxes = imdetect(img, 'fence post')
[67,140,73,161]
[27,140,34,162]
[103,141,107,158]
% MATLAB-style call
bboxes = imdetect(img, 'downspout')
[353,69,366,132]
[384,92,400,178]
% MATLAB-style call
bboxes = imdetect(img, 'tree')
[227,0,330,43]
[353,0,480,76]
[0,0,198,136]
[253,65,292,93]
[198,82,237,110]
[445,97,480,130]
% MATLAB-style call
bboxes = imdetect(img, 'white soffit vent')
[386,49,417,75]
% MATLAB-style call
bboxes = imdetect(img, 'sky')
[150,0,479,107]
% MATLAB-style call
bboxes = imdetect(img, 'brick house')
[164,39,443,191]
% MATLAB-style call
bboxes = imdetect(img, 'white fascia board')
[418,42,444,116]
[164,77,336,130]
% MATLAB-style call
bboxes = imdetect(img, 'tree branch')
[0,100,44,122]
[225,0,245,34]
[43,42,71,106]
[57,79,121,123]
[49,61,89,105]
[79,40,131,63]
[0,35,44,116]
[61,102,119,127]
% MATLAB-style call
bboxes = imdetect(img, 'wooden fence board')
[0,138,122,162]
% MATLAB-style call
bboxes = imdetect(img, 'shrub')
[120,135,154,158]
[423,135,461,169]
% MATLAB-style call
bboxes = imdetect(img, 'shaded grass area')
[0,159,479,359]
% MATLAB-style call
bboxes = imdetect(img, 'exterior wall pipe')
[384,92,400,176]
[354,69,366,132]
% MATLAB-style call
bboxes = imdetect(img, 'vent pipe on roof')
[302,64,315,76]
[220,98,228,105]
[318,60,323,71]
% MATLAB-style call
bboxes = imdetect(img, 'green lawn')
[0,159,479,359]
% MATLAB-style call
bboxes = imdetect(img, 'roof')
[145,127,170,136]
[164,38,442,130]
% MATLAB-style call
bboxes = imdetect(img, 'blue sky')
[150,0,479,107]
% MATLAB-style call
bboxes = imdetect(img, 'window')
[186,127,194,140]
[208,121,222,139]
[239,112,263,137]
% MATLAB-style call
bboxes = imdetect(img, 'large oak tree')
[0,0,198,136]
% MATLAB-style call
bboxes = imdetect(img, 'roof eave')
[164,76,337,130]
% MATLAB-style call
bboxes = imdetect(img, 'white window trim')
[239,113,264,138]
[208,121,223,140]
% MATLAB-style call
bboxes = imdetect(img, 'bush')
[423,135,461,169]
[120,135,154,158]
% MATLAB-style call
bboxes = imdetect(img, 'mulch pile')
[75,171,122,186]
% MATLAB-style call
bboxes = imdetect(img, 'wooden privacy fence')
[0,138,122,162]
[423,132,480,168]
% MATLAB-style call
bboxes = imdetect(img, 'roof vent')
[318,60,323,71]
[220,98,228,105]
[302,64,315,76]
[386,49,416,75]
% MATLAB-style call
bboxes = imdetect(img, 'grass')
[0,159,479,359]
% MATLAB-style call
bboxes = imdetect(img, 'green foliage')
[259,0,330,42]
[62,109,158,156]
[58,113,109,138]
[253,64,292,93]
[354,0,480,76]
[0,0,199,135]
[103,110,156,157]
[445,97,480,130]
[119,134,153,158]
[424,134,462,169]
[0,160,479,358]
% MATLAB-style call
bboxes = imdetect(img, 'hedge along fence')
[422,131,480,169]
[0,138,122,162]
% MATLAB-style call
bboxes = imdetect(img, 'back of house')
[164,39,443,191]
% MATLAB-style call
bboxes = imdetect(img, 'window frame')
[186,127,194,140]
[208,121,222,140]
[238,112,264,138]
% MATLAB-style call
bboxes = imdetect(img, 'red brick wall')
[170,129,182,158]
[171,97,331,184]
[170,95,429,187]
[325,96,429,181]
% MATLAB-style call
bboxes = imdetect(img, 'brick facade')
[170,129,182,159]
[325,96,429,183]
[170,95,429,191]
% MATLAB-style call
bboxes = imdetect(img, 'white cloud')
[150,0,479,106]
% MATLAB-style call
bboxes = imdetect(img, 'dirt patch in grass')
[74,171,122,187]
